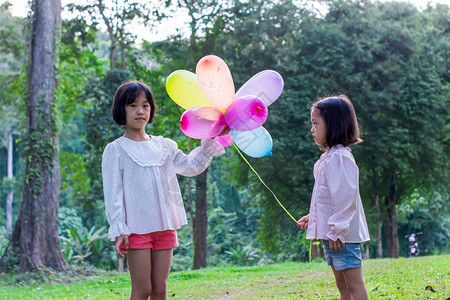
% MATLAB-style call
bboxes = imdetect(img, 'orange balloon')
[196,55,235,111]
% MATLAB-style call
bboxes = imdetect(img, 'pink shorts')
[121,230,178,251]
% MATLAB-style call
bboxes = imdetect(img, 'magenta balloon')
[180,106,226,139]
[225,96,268,131]
[215,133,234,147]
[235,70,284,106]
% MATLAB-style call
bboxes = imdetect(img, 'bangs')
[124,83,149,105]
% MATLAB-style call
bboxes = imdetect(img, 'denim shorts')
[322,240,362,271]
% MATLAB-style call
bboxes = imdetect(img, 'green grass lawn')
[0,255,448,299]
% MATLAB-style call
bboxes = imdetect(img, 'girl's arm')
[324,152,359,242]
[102,143,130,241]
[168,138,225,177]
[114,235,129,258]
[297,214,309,230]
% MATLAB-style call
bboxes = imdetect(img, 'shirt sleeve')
[167,138,225,177]
[102,143,130,240]
[324,151,359,242]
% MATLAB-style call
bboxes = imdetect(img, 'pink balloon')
[225,96,268,131]
[215,133,234,147]
[180,106,226,139]
[196,55,235,111]
[235,70,284,106]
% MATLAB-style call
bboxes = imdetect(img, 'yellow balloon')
[166,70,212,110]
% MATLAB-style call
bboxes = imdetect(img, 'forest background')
[0,0,448,273]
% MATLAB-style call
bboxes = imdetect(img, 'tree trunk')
[1,0,65,272]
[97,0,118,69]
[362,243,370,259]
[117,256,125,273]
[108,33,118,69]
[192,169,208,269]
[383,175,399,258]
[310,240,320,261]
[6,134,14,235]
[374,193,383,258]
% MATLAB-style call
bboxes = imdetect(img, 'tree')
[0,0,65,271]
[66,0,165,69]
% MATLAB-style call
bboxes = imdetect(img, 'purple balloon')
[180,106,226,139]
[235,70,284,106]
[225,96,268,131]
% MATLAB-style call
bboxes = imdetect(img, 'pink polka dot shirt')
[306,145,370,243]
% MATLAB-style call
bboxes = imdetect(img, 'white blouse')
[102,136,225,240]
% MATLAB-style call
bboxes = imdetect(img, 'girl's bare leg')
[331,266,352,300]
[150,249,173,300]
[127,249,152,300]
[342,267,369,300]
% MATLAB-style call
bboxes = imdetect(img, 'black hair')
[112,81,156,125]
[312,95,362,149]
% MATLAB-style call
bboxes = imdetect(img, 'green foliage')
[0,226,18,271]
[224,244,261,266]
[205,0,321,255]
[59,208,114,269]
[81,69,131,226]
[0,3,25,229]
[0,2,26,73]
[60,226,106,265]
[0,177,15,195]
[55,18,108,232]
[397,189,450,255]
[59,151,90,204]
[201,0,450,258]
[207,207,261,266]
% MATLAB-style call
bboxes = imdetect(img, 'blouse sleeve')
[102,143,130,240]
[324,151,359,242]
[167,138,225,177]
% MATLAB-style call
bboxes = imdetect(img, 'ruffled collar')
[114,136,169,167]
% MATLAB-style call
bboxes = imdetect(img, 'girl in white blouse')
[102,81,225,299]
[297,95,370,300]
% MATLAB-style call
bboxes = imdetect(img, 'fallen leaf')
[425,285,436,292]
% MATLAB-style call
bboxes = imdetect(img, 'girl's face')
[310,107,327,147]
[125,93,151,130]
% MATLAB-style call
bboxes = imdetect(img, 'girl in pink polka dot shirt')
[297,95,370,300]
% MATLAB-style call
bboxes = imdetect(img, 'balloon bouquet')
[166,55,296,222]
[166,55,283,158]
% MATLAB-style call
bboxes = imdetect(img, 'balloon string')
[227,136,321,298]
[309,240,323,299]
[226,136,322,297]
[230,141,297,223]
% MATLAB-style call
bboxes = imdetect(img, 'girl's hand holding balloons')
[166,55,284,158]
